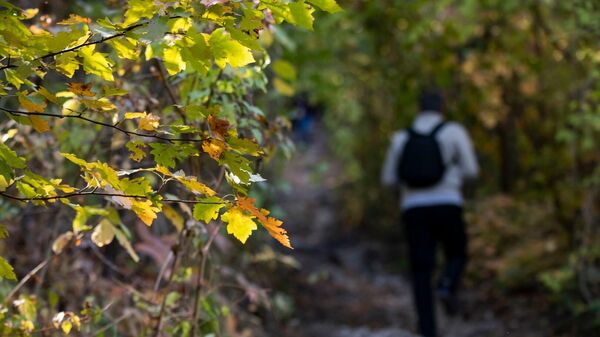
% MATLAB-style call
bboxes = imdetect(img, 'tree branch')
[34,22,147,61]
[0,190,224,204]
[0,107,209,143]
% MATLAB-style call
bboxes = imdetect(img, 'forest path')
[273,125,510,337]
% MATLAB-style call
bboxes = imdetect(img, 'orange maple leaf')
[262,216,292,249]
[237,197,265,220]
[237,196,292,248]
[68,82,95,97]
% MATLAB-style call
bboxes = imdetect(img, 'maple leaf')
[262,216,292,249]
[138,113,160,131]
[126,141,146,162]
[125,112,160,131]
[209,28,255,68]
[176,176,216,196]
[221,207,257,244]
[18,94,46,112]
[131,199,161,226]
[237,197,292,248]
[237,196,267,221]
[67,82,95,97]
[30,116,50,133]
[193,196,226,224]
[57,14,91,25]
[208,115,230,139]
[202,138,227,160]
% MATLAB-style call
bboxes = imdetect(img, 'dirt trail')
[273,127,513,337]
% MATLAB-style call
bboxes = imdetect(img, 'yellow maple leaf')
[131,199,161,226]
[202,139,227,160]
[221,207,257,244]
[139,113,160,131]
[124,112,160,131]
[176,176,216,196]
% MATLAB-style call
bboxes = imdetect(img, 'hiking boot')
[437,287,459,316]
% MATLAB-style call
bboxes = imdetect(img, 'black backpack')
[397,121,447,188]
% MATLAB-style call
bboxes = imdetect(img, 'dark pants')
[402,205,468,337]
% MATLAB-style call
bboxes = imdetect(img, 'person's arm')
[381,132,405,187]
[453,124,479,180]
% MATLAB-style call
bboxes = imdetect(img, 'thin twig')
[190,224,221,337]
[153,251,174,292]
[153,229,189,337]
[4,257,50,304]
[92,312,132,336]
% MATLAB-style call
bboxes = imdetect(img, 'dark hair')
[419,89,444,112]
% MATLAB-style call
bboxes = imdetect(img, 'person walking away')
[381,89,479,337]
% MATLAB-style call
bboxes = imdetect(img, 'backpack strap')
[429,121,447,136]
[406,121,447,137]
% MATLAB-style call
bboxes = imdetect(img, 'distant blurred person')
[381,89,479,337]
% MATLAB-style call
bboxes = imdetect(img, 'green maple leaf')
[193,196,226,224]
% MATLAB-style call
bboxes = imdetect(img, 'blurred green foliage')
[273,0,600,332]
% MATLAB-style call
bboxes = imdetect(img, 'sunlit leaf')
[55,52,80,78]
[308,0,342,13]
[0,141,26,168]
[288,1,315,30]
[124,0,158,26]
[78,45,114,81]
[131,199,161,226]
[209,28,255,68]
[221,207,257,244]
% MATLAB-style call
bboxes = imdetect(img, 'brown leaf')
[208,115,230,139]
